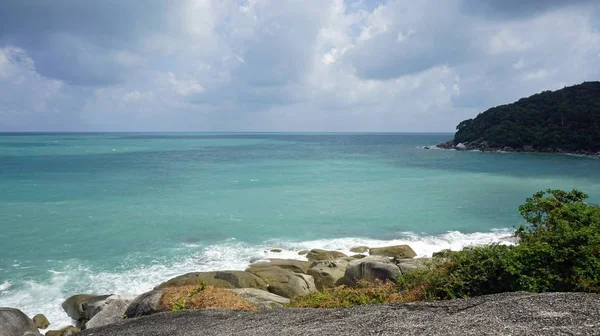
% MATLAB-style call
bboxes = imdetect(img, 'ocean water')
[1,133,599,328]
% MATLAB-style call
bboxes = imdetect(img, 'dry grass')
[160,285,258,312]
[288,280,413,308]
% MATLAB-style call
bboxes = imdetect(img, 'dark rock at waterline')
[306,249,347,262]
[62,294,115,323]
[45,326,80,336]
[369,245,416,259]
[124,290,164,319]
[86,297,132,330]
[0,307,39,336]
[32,313,50,329]
[81,292,600,336]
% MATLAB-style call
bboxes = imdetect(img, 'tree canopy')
[452,82,600,152]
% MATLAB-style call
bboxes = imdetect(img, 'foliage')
[170,280,207,312]
[452,82,600,151]
[398,189,600,299]
[171,297,187,312]
[162,282,257,312]
[287,280,403,308]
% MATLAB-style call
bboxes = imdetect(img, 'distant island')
[437,81,600,155]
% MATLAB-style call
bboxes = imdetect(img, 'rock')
[155,271,267,290]
[0,308,39,336]
[502,146,514,151]
[270,248,282,253]
[248,266,317,298]
[45,326,80,336]
[337,256,401,286]
[436,141,454,149]
[298,250,309,256]
[62,294,98,322]
[80,295,116,321]
[307,260,349,291]
[23,332,41,336]
[124,290,164,318]
[227,288,289,309]
[432,249,456,258]
[424,146,431,149]
[455,143,467,150]
[369,245,416,259]
[85,297,132,330]
[396,258,430,273]
[31,314,49,329]
[481,141,489,150]
[305,249,347,262]
[247,259,312,274]
[349,246,369,253]
[523,145,534,152]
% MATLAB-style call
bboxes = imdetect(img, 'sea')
[1,133,599,328]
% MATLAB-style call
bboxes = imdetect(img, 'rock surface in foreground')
[79,292,600,336]
[0,308,39,336]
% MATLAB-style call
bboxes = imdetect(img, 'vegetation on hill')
[288,189,600,307]
[450,82,600,152]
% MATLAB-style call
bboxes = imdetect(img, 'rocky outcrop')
[155,271,267,290]
[45,326,80,336]
[85,297,132,330]
[396,258,429,273]
[248,266,317,298]
[247,259,312,274]
[78,292,600,336]
[227,288,290,309]
[306,249,347,262]
[270,248,282,253]
[124,290,164,318]
[455,143,467,150]
[0,308,39,336]
[307,260,349,291]
[337,256,401,286]
[369,245,416,259]
[349,246,369,253]
[432,249,456,258]
[32,314,49,329]
[62,294,100,322]
[298,250,309,256]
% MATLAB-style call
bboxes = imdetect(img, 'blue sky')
[0,0,599,132]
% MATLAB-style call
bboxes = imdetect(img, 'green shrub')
[399,189,600,299]
[287,280,402,308]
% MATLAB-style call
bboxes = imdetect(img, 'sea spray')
[0,229,514,328]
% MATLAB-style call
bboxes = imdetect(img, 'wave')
[0,229,514,329]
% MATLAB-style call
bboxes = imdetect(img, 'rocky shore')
[3,244,599,335]
[436,140,600,156]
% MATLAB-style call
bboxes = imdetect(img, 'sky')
[0,0,599,132]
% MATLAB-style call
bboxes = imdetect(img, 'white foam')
[0,229,514,329]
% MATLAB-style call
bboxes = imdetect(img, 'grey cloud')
[461,0,597,19]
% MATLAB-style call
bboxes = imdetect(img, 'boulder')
[248,266,317,298]
[0,308,38,336]
[270,248,282,253]
[396,258,430,273]
[306,249,347,262]
[80,295,117,321]
[227,288,289,309]
[523,145,534,152]
[32,314,49,329]
[124,290,164,318]
[432,249,456,258]
[337,256,401,286]
[298,250,309,256]
[349,246,369,253]
[307,260,349,291]
[455,143,467,150]
[45,326,80,336]
[369,245,416,259]
[502,146,514,152]
[85,297,131,329]
[61,294,98,321]
[155,271,267,290]
[247,259,312,274]
[424,146,431,149]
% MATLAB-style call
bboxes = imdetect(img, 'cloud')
[0,0,599,131]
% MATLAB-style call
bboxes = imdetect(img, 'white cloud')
[166,72,204,96]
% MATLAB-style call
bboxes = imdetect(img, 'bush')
[287,280,403,308]
[399,189,600,299]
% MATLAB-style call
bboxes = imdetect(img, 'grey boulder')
[85,297,132,329]
[124,290,164,318]
[337,256,401,286]
[227,288,290,309]
[307,260,348,291]
[0,308,38,336]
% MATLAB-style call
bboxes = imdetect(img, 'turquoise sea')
[1,133,599,328]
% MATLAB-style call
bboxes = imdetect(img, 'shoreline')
[434,141,600,157]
